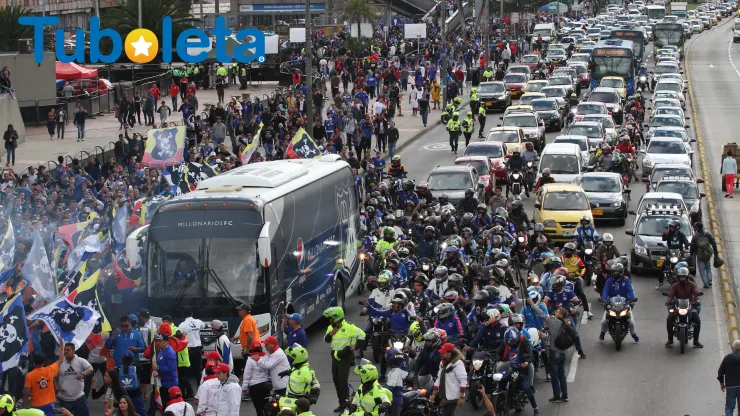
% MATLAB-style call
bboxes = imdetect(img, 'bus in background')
[609,29,646,66]
[646,4,667,25]
[125,155,361,361]
[654,22,686,58]
[589,39,636,96]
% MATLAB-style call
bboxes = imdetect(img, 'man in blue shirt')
[354,89,369,112]
[599,263,639,342]
[105,315,146,366]
[282,313,308,349]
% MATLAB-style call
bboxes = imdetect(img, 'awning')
[55,62,99,80]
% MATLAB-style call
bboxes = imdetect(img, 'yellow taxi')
[599,76,627,100]
[523,81,548,94]
[504,105,535,116]
[520,92,546,106]
[533,183,594,242]
[485,126,524,154]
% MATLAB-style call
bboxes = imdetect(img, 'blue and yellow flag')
[241,122,264,164]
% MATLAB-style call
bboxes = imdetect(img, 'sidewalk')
[13,80,462,168]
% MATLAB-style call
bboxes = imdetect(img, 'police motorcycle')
[597,295,638,351]
[399,388,437,416]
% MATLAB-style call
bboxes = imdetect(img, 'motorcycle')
[581,241,597,287]
[469,350,498,410]
[508,170,525,197]
[661,248,686,285]
[663,292,703,354]
[524,160,537,190]
[637,74,649,91]
[399,389,436,416]
[491,361,529,415]
[418,258,436,276]
[360,314,390,364]
[513,233,530,267]
[598,296,638,351]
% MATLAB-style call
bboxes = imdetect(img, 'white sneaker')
[586,311,594,319]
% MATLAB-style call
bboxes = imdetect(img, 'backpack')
[553,319,576,350]
[695,233,714,262]
[118,364,139,391]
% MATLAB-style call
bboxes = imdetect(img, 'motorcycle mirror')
[691,138,697,143]
[497,124,502,127]
[685,116,691,120]
[534,203,542,209]
[643,124,649,128]
[623,189,632,193]
[661,291,670,297]
[499,117,504,120]
[625,229,634,236]
[684,125,690,129]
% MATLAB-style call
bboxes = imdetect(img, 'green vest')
[447,120,461,132]
[194,67,200,74]
[178,346,190,367]
[463,117,474,133]
[471,92,478,101]
[287,365,314,395]
[217,67,228,76]
[483,70,493,79]
[326,321,364,360]
[352,383,392,415]
[479,106,486,117]
[240,67,247,76]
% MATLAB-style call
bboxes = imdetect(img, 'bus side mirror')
[258,221,273,267]
[126,224,150,269]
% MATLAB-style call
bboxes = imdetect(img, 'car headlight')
[543,220,557,228]
[612,201,622,207]
[646,160,656,167]
[634,244,648,256]
[613,107,621,113]
[472,359,484,370]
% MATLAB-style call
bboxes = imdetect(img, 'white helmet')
[603,233,614,243]
[486,308,501,321]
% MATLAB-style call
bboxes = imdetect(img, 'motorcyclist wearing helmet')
[527,235,555,266]
[438,194,456,216]
[474,203,493,229]
[539,257,563,292]
[447,112,462,153]
[543,274,586,357]
[496,327,539,415]
[416,226,439,260]
[469,308,506,350]
[658,220,690,288]
[509,199,531,232]
[505,147,530,197]
[397,180,421,215]
[522,141,538,162]
[573,215,600,247]
[0,394,46,416]
[363,292,416,334]
[493,207,518,238]
[437,209,458,240]
[638,63,648,78]
[462,111,476,147]
[323,307,366,412]
[409,274,431,317]
[568,92,579,108]
[375,226,399,257]
[280,345,321,410]
[522,289,548,333]
[415,181,434,205]
[388,155,407,180]
[364,164,380,195]
[443,289,469,330]
[665,267,703,348]
[594,233,621,293]
[365,207,383,235]
[495,63,506,81]
[468,290,492,335]
[433,303,465,342]
[616,135,635,157]
[344,363,392,416]
[457,188,479,214]
[445,273,469,303]
[533,168,556,192]
[367,270,395,310]
[427,266,450,300]
[405,321,426,363]
[384,347,410,414]
[440,248,469,283]
[414,329,444,389]
[600,262,640,343]
[562,242,594,319]
[528,223,552,251]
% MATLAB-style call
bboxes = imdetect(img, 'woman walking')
[723,149,738,198]
[46,108,56,140]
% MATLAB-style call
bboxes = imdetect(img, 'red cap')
[263,336,278,346]
[250,340,263,351]
[205,351,221,361]
[437,343,455,354]
[168,386,182,398]
[205,361,216,370]
[215,363,231,374]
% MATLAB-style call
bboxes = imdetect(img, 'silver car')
[500,113,546,144]
[641,137,691,176]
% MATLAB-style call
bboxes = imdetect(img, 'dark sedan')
[530,98,565,131]
[576,172,631,225]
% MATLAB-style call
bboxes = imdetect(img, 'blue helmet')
[385,347,404,367]
[675,261,689,270]
[527,285,544,298]
[504,327,520,346]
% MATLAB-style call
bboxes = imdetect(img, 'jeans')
[388,140,397,158]
[57,122,65,139]
[264,142,274,155]
[58,396,90,416]
[77,123,85,140]
[549,350,568,398]
[518,368,537,409]
[213,136,224,147]
[697,259,713,286]
[727,387,740,416]
[5,147,13,165]
[421,107,428,125]
[171,95,178,110]
[667,310,701,340]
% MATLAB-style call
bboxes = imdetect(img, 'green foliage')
[102,0,198,40]
[341,0,377,27]
[0,6,34,53]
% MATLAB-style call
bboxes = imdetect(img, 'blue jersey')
[545,288,578,311]
[602,276,636,301]
[398,191,420,208]
[574,226,599,244]
[434,316,464,341]
[470,323,506,349]
[522,304,548,330]
[367,305,416,333]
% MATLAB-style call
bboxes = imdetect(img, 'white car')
[582,114,618,141]
[645,114,688,141]
[641,137,691,176]
[652,88,685,108]
[651,97,682,110]
[650,106,687,123]
[651,126,697,158]
[500,113,546,144]
[573,101,609,122]
[553,134,591,164]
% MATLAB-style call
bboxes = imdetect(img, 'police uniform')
[462,116,475,147]
[478,106,487,137]
[325,321,365,409]
[447,118,461,153]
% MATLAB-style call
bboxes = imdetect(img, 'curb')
[387,97,472,161]
[685,18,740,343]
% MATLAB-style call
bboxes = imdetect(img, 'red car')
[521,54,542,71]
[454,155,495,201]
[462,141,508,184]
[503,73,527,97]
[568,62,591,88]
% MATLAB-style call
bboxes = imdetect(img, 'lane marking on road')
[727,40,740,79]
[581,304,591,325]
[566,349,578,383]
[420,142,452,151]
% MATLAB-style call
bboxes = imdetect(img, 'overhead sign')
[239,3,326,12]
[592,47,631,56]
[265,34,279,54]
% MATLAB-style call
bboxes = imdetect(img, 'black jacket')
[719,353,740,388]
[496,335,534,366]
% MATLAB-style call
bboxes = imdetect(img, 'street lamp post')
[441,2,447,109]
[138,0,142,27]
[305,0,313,135]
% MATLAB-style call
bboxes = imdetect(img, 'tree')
[0,6,34,53]
[341,0,377,30]
[102,0,198,41]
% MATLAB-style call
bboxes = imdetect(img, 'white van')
[537,142,584,184]
[532,23,556,44]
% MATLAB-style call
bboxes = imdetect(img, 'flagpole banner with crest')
[0,294,30,373]
[67,269,112,333]
[286,127,323,159]
[142,126,186,168]
[28,296,100,349]
[21,232,57,302]
[240,122,263,164]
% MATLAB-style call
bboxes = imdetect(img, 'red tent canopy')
[55,62,99,80]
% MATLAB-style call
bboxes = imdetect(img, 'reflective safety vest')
[471,91,478,102]
[483,70,493,80]
[217,67,228,76]
[194,67,200,74]
[479,106,486,117]
[447,120,461,132]
[463,117,474,133]
[287,365,315,396]
[240,67,247,76]
[350,383,392,415]
[326,321,365,361]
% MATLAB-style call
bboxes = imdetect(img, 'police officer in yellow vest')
[470,87,479,115]
[446,112,462,154]
[193,65,200,89]
[217,64,228,78]
[239,64,248,90]
[278,344,321,411]
[342,362,391,416]
[482,67,494,82]
[462,111,475,147]
[323,306,365,413]
[478,105,487,138]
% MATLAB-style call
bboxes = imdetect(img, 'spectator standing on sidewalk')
[56,106,67,139]
[718,340,740,416]
[45,108,56,140]
[144,91,155,126]
[690,221,719,288]
[419,92,430,127]
[3,124,17,167]
[387,121,399,158]
[133,91,142,125]
[74,104,87,141]
[149,83,160,111]
[169,82,179,110]
[723,149,738,198]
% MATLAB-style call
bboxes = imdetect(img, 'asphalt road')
[85,24,733,416]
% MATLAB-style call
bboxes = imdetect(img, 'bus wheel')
[335,279,346,310]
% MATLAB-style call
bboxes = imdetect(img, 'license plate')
[657,258,665,268]
[486,102,494,107]
[592,209,603,216]
[563,230,575,237]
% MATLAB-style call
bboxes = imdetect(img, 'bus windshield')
[592,56,634,79]
[647,7,666,19]
[610,31,644,60]
[655,26,685,46]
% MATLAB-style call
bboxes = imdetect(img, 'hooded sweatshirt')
[217,374,242,416]
[433,349,467,401]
